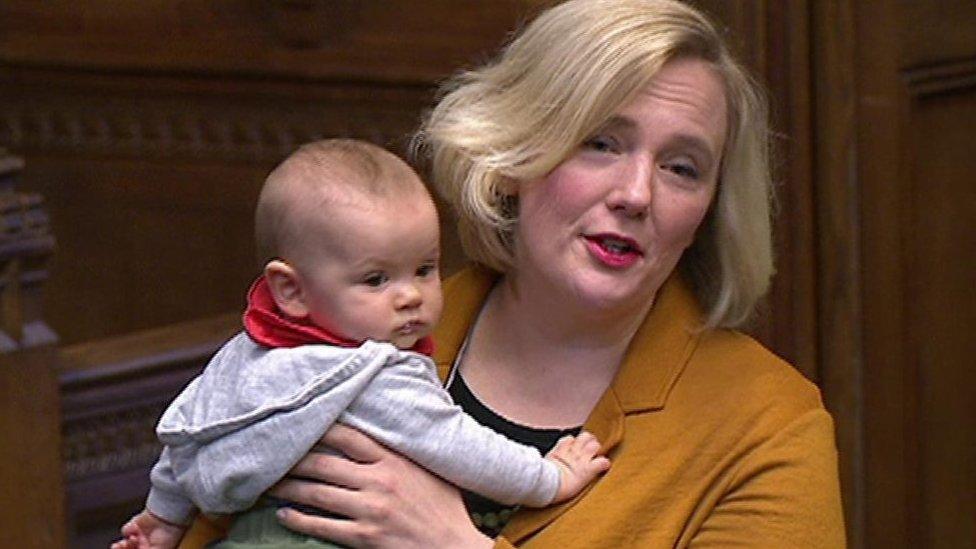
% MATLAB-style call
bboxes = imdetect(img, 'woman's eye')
[416,262,437,278]
[362,272,388,287]
[663,161,700,180]
[583,135,619,153]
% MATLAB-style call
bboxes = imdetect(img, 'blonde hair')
[414,0,773,328]
[255,138,423,266]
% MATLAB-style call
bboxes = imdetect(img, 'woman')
[182,0,845,546]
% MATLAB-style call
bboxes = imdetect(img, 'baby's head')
[255,139,442,350]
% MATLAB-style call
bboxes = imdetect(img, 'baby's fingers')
[119,517,139,537]
[574,431,602,455]
[555,431,602,458]
[549,434,575,455]
[108,534,138,549]
[588,455,612,474]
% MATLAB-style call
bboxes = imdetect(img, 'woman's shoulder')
[437,264,496,332]
[433,265,497,370]
[681,328,826,422]
[442,264,496,298]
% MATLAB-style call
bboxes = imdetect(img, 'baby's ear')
[264,260,308,318]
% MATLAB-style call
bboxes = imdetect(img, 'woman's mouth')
[583,233,643,268]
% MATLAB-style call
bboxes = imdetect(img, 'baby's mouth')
[397,320,424,335]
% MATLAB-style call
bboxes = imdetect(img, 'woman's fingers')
[268,476,365,519]
[270,425,486,548]
[321,423,390,463]
[275,507,366,548]
[287,449,369,488]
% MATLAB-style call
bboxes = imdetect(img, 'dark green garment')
[212,505,346,549]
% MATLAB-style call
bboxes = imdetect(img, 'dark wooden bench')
[59,314,240,547]
[2,313,240,548]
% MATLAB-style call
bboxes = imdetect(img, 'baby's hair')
[254,138,422,266]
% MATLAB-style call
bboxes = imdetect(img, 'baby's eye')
[416,262,437,278]
[362,272,389,287]
[583,134,619,154]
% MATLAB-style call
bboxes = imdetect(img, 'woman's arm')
[687,408,846,548]
[268,424,494,549]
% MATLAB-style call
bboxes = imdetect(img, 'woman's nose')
[607,157,652,218]
[395,283,423,310]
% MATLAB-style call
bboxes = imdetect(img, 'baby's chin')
[388,334,422,350]
[383,329,432,351]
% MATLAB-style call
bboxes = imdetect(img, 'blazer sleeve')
[176,514,232,549]
[689,407,847,548]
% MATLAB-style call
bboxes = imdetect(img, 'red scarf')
[243,276,434,356]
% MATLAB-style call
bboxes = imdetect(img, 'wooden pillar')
[0,149,57,350]
[0,346,67,548]
[0,148,65,547]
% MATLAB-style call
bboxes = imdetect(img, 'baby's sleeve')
[145,447,197,526]
[153,338,395,515]
[340,353,561,507]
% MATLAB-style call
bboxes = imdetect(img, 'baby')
[114,139,609,549]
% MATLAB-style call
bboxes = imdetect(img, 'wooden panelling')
[693,0,821,381]
[9,149,262,344]
[0,69,436,162]
[855,4,911,546]
[0,69,453,344]
[0,1,544,84]
[815,1,976,547]
[899,2,976,67]
[760,0,819,382]
[904,72,976,547]
[811,0,865,545]
[0,0,525,344]
[58,313,240,546]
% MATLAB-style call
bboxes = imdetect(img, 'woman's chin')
[568,277,653,315]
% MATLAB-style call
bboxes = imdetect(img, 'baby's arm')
[110,510,186,549]
[339,353,610,507]
[153,339,395,515]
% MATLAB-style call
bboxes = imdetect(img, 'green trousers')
[211,505,346,549]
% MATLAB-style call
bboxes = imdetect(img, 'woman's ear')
[497,176,519,197]
[264,260,309,318]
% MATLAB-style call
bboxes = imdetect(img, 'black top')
[447,372,581,538]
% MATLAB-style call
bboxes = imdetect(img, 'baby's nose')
[395,283,423,309]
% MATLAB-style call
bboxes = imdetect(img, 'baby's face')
[297,190,443,350]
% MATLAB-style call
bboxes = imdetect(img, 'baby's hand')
[545,431,611,504]
[110,510,186,549]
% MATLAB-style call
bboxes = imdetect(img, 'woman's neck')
[459,273,656,428]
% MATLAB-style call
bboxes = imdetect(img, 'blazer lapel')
[500,388,626,544]
[433,268,702,544]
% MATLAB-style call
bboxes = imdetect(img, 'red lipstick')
[583,233,643,269]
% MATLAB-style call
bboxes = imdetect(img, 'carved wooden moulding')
[0,148,57,351]
[0,83,429,163]
[57,312,240,509]
[62,404,165,481]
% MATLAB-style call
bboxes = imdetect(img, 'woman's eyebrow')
[596,115,636,133]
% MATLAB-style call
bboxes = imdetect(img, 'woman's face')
[513,57,727,315]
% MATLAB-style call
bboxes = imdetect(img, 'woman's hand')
[267,424,494,549]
